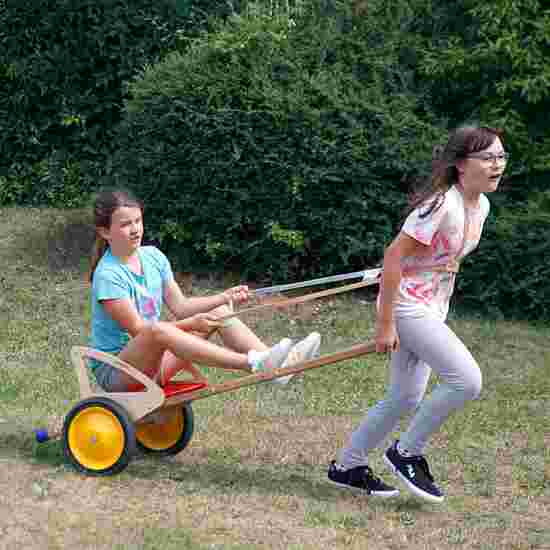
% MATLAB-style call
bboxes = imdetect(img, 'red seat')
[162,380,208,398]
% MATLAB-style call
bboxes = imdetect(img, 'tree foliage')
[110,8,442,279]
[0,0,203,205]
[410,0,550,317]
[418,0,550,195]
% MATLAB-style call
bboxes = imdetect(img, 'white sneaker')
[248,338,293,384]
[277,331,322,385]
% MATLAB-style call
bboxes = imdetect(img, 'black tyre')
[63,397,136,476]
[135,403,194,457]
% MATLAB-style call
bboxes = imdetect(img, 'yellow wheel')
[63,397,136,476]
[136,403,194,456]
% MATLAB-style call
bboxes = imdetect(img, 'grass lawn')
[0,207,548,549]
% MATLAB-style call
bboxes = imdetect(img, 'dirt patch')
[4,438,548,550]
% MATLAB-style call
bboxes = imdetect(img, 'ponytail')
[89,236,108,283]
[406,152,452,220]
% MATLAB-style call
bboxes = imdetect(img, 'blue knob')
[34,429,50,443]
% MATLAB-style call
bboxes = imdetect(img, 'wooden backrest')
[70,346,165,422]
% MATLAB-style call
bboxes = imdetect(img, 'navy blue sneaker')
[328,461,399,497]
[384,441,445,503]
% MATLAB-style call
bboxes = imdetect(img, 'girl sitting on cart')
[89,188,320,392]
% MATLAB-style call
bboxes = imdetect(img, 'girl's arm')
[101,298,147,337]
[163,279,249,320]
[101,297,217,336]
[174,314,223,334]
[376,232,430,351]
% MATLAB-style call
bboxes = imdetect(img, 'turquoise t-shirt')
[90,246,174,358]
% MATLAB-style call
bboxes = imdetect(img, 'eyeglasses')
[466,152,510,164]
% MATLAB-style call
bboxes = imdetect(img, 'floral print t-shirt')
[390,184,490,320]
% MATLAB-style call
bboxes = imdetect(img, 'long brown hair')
[407,125,505,219]
[89,188,143,282]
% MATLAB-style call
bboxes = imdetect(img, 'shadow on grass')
[127,456,328,499]
[43,220,95,272]
[124,454,426,511]
[9,208,94,273]
[2,426,430,514]
[0,430,66,469]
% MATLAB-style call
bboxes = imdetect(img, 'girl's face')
[99,206,143,255]
[456,136,507,195]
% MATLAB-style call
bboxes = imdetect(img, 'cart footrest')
[162,381,208,398]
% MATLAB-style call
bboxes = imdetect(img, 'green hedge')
[0,0,215,206]
[112,3,550,320]
[455,190,550,320]
[412,0,550,318]
[2,0,548,319]
[416,0,550,199]
[109,11,442,280]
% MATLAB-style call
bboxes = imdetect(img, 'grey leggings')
[340,315,482,466]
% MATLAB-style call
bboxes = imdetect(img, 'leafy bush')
[110,9,442,279]
[457,191,550,320]
[2,0,548,319]
[0,0,208,206]
[0,154,87,208]
[113,0,550,319]
[417,0,550,201]
[408,0,550,318]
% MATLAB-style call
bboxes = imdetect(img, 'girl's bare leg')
[209,304,269,353]
[151,307,267,386]
[118,321,251,387]
[155,350,208,385]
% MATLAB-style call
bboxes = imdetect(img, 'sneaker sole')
[328,478,400,498]
[255,338,294,385]
[275,333,322,385]
[383,455,445,504]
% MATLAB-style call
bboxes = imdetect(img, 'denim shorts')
[93,361,129,392]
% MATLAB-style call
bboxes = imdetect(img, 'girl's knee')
[463,368,482,401]
[149,321,172,344]
[383,391,424,415]
[211,304,232,317]
[449,362,482,401]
